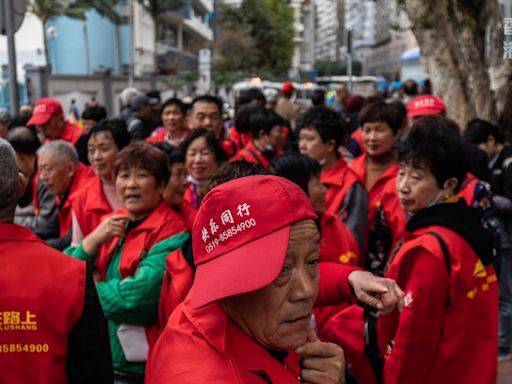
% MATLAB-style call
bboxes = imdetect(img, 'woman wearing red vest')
[69,120,130,245]
[146,98,190,147]
[379,116,498,383]
[349,100,404,262]
[181,128,227,209]
[298,106,368,252]
[231,106,287,169]
[66,142,188,383]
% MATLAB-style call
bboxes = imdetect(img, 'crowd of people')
[0,78,508,383]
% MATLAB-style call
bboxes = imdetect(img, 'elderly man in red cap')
[146,175,403,383]
[27,97,85,147]
[276,81,300,131]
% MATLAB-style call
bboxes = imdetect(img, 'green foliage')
[315,60,362,76]
[28,0,88,23]
[217,0,295,78]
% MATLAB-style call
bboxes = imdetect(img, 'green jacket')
[65,231,189,376]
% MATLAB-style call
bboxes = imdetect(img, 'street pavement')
[498,359,512,383]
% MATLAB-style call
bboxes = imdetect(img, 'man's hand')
[295,328,345,384]
[347,270,404,315]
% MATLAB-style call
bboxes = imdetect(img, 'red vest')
[70,175,113,238]
[0,222,85,384]
[96,202,187,347]
[175,200,197,232]
[147,296,301,383]
[315,212,360,336]
[321,157,361,218]
[380,226,498,383]
[350,155,398,260]
[228,128,252,153]
[350,128,365,155]
[319,212,359,266]
[230,141,271,168]
[56,163,95,237]
[43,122,84,146]
[146,129,166,144]
[158,248,195,330]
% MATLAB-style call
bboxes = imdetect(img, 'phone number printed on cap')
[205,218,257,253]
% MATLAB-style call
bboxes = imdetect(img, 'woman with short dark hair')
[65,141,189,383]
[181,128,226,209]
[69,119,130,244]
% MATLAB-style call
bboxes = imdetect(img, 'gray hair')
[120,87,139,107]
[0,109,12,125]
[0,138,19,210]
[37,140,79,164]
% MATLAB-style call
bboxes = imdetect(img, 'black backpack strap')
[364,305,383,384]
[426,231,451,274]
[180,238,196,272]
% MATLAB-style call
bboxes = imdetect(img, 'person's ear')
[443,177,458,195]
[67,161,77,178]
[326,139,336,154]
[487,135,496,146]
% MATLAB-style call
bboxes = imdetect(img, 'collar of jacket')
[182,297,300,382]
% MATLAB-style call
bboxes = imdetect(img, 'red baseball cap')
[27,98,64,126]
[281,81,294,95]
[407,95,446,118]
[190,175,317,309]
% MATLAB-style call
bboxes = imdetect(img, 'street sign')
[0,0,27,35]
[198,48,211,94]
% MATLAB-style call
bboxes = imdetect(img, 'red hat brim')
[26,112,53,126]
[190,225,291,309]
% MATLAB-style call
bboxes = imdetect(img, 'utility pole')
[3,0,20,114]
[347,27,353,94]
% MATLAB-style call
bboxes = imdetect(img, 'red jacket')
[319,212,359,266]
[230,140,271,168]
[96,201,186,280]
[0,222,85,384]
[158,248,195,330]
[43,122,84,146]
[56,163,95,236]
[96,201,187,348]
[228,128,252,153]
[350,128,365,155]
[322,157,360,218]
[149,262,359,383]
[147,296,302,383]
[174,200,197,232]
[315,212,360,336]
[70,175,113,238]
[379,225,498,383]
[350,155,398,261]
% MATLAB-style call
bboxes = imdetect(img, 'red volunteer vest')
[380,226,498,383]
[56,163,95,237]
[350,155,398,262]
[158,248,195,330]
[315,212,360,336]
[321,157,361,219]
[350,128,365,155]
[96,201,187,347]
[0,222,85,384]
[146,129,166,144]
[70,175,113,237]
[230,140,271,168]
[147,296,301,383]
[42,122,84,146]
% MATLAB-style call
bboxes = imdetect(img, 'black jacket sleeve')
[67,268,113,384]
